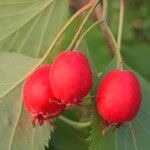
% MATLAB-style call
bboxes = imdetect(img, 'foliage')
[0,0,68,149]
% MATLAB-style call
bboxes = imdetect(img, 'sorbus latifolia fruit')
[23,65,65,126]
[97,70,141,125]
[49,51,93,107]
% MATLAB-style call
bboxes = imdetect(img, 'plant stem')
[102,23,123,69]
[102,0,107,20]
[75,20,100,49]
[117,0,125,51]
[58,116,91,129]
[96,1,123,69]
[68,0,99,50]
[95,3,116,55]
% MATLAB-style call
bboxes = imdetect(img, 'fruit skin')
[49,51,93,106]
[97,70,141,124]
[23,65,65,126]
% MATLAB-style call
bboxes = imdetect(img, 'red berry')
[97,70,141,124]
[23,65,65,126]
[49,51,93,106]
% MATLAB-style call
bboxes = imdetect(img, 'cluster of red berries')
[23,51,93,126]
[23,50,141,128]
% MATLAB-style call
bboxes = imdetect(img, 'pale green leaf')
[0,0,69,57]
[50,118,90,150]
[0,0,69,149]
[10,105,52,150]
[0,0,55,42]
[0,51,40,98]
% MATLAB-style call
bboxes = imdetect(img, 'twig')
[68,0,98,50]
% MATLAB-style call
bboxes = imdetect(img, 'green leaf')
[0,0,55,42]
[88,61,150,150]
[0,52,51,150]
[10,105,52,150]
[0,51,40,98]
[0,86,52,150]
[0,0,69,149]
[0,0,69,57]
[0,86,22,150]
[49,118,90,150]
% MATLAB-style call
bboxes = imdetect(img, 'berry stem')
[117,0,125,51]
[96,0,123,70]
[68,0,99,50]
[58,116,91,129]
[75,20,100,49]
[101,0,107,20]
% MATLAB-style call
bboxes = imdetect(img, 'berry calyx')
[49,51,93,107]
[23,65,65,126]
[97,70,141,125]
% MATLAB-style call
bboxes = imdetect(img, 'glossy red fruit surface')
[97,70,141,124]
[23,65,65,125]
[49,51,93,106]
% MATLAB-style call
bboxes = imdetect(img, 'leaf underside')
[0,0,68,149]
